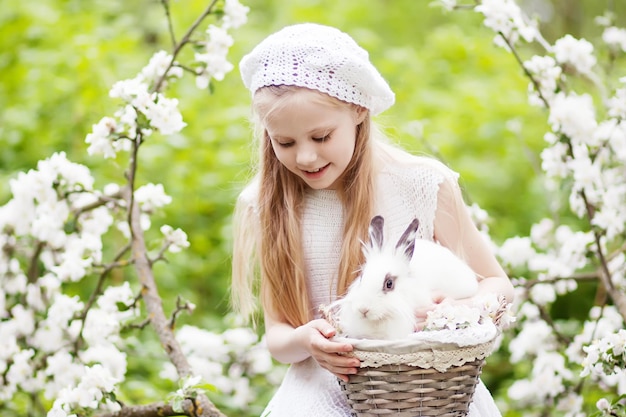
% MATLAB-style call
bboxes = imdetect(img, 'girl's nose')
[296,146,317,165]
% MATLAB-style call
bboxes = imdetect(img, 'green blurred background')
[1,0,622,415]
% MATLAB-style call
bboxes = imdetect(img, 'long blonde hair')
[231,86,377,327]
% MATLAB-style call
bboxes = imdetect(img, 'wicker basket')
[337,342,495,417]
[322,302,506,417]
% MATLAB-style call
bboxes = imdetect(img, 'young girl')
[231,23,515,417]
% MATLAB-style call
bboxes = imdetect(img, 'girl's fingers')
[318,356,359,381]
[306,318,360,379]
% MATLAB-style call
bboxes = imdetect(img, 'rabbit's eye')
[382,274,396,293]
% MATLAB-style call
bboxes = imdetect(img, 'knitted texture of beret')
[239,23,395,115]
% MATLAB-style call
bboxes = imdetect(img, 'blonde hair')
[231,86,376,327]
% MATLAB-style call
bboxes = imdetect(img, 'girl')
[231,23,514,417]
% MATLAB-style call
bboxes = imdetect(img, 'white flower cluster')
[0,152,189,415]
[3,2,253,415]
[581,329,626,382]
[195,0,249,88]
[160,225,190,253]
[424,293,515,331]
[508,351,575,408]
[85,0,248,159]
[474,0,538,48]
[516,36,626,241]
[160,321,283,411]
[48,364,122,417]
[0,152,108,281]
[603,26,626,52]
[86,53,186,158]
[498,220,598,305]
[452,1,626,413]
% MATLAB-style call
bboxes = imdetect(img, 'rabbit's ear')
[395,218,420,260]
[368,215,385,250]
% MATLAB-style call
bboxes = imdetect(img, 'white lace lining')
[334,321,498,372]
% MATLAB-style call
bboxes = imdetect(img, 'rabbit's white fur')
[336,215,478,340]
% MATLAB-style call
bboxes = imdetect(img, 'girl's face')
[262,89,366,190]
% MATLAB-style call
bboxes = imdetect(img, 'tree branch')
[160,0,177,47]
[125,172,225,417]
[153,0,220,92]
[98,401,188,417]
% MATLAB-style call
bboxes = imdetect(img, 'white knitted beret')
[239,23,395,115]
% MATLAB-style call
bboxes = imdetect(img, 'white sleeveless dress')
[257,161,502,417]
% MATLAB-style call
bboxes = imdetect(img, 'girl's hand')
[414,301,437,331]
[296,319,360,382]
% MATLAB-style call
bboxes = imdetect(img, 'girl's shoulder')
[236,175,261,212]
[375,142,459,186]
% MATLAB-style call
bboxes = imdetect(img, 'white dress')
[257,160,502,417]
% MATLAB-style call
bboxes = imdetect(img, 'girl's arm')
[434,177,515,303]
[264,311,360,382]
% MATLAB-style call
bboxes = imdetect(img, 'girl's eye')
[312,134,330,142]
[276,142,294,148]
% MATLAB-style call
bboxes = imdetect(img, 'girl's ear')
[355,106,368,125]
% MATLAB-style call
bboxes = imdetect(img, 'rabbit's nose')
[358,307,369,317]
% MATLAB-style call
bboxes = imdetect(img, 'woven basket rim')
[333,320,498,352]
[349,337,497,372]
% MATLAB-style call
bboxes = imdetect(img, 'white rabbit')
[335,215,479,340]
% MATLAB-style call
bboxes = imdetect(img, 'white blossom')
[85,117,120,158]
[596,397,612,412]
[195,25,235,85]
[596,119,626,160]
[109,77,150,103]
[523,55,562,106]
[602,26,626,52]
[245,344,274,375]
[222,327,259,354]
[140,50,183,85]
[222,0,250,29]
[553,34,597,75]
[556,392,583,415]
[80,345,128,382]
[475,0,537,47]
[97,282,136,314]
[529,283,556,305]
[534,351,572,397]
[567,306,624,364]
[509,320,556,362]
[134,183,172,212]
[160,225,190,252]
[438,0,457,11]
[529,218,555,249]
[608,253,626,290]
[6,349,35,391]
[581,329,626,379]
[567,152,603,198]
[49,238,93,283]
[144,94,187,135]
[607,87,626,119]
[424,303,483,331]
[498,236,535,268]
[175,325,230,363]
[540,141,569,178]
[548,92,597,146]
[3,267,27,295]
[553,278,577,295]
